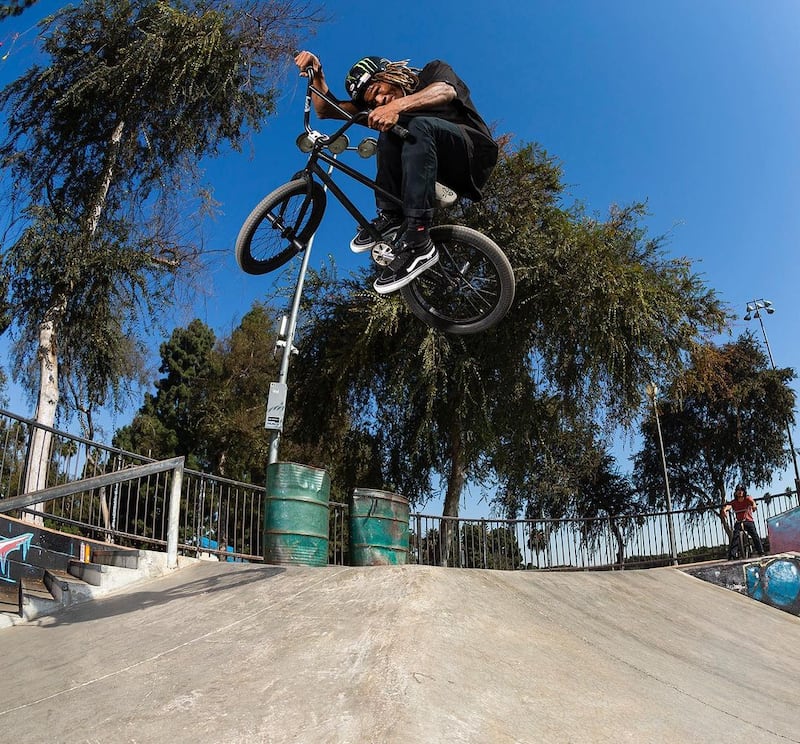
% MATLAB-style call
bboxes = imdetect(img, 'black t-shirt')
[410,60,498,200]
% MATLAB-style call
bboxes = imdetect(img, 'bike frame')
[295,76,406,244]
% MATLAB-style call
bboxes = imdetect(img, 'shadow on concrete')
[37,562,285,628]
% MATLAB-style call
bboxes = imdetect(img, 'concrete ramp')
[0,563,797,743]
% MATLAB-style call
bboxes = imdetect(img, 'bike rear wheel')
[236,178,326,275]
[400,225,515,335]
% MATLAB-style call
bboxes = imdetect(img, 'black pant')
[374,116,472,225]
[728,520,764,558]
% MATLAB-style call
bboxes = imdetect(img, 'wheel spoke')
[249,195,312,262]
[236,179,326,275]
[419,241,502,319]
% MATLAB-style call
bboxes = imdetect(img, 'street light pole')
[263,160,338,465]
[744,299,800,503]
[646,383,679,565]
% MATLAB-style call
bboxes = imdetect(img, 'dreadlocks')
[372,60,420,96]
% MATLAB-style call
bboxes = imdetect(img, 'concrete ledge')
[20,577,62,622]
[44,568,94,606]
[90,546,140,569]
[68,560,109,586]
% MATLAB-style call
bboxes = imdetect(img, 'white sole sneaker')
[350,225,403,254]
[373,245,439,295]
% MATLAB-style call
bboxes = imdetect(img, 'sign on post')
[265,382,288,431]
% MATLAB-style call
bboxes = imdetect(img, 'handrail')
[0,455,185,569]
[0,456,185,513]
[0,407,152,460]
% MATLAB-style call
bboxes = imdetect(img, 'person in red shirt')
[722,484,765,558]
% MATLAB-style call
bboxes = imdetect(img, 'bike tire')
[400,225,515,335]
[236,178,327,275]
[741,529,753,560]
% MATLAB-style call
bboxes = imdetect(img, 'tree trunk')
[22,314,60,525]
[611,519,625,568]
[440,417,466,567]
[714,477,732,539]
[22,120,125,525]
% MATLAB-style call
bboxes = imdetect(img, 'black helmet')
[735,483,745,493]
[344,56,390,104]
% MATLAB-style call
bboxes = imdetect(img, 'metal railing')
[0,456,186,568]
[1,408,796,570]
[408,492,797,570]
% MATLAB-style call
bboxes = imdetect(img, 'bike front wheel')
[400,225,515,335]
[236,178,327,275]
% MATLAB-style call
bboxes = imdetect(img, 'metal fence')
[1,408,797,570]
[409,490,797,570]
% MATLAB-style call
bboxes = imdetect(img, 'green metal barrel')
[264,462,330,566]
[349,488,409,566]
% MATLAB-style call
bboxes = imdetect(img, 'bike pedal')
[371,242,396,266]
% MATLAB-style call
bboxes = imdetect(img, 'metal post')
[646,383,679,565]
[745,299,800,504]
[267,235,315,465]
[267,163,336,465]
[166,459,185,570]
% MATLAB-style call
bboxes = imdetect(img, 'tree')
[197,305,277,480]
[287,141,727,527]
[573,451,643,567]
[114,318,219,470]
[633,333,796,515]
[0,1,37,20]
[0,0,315,515]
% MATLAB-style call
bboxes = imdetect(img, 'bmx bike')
[728,516,754,561]
[235,63,515,335]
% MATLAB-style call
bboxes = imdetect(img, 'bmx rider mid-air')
[293,51,499,295]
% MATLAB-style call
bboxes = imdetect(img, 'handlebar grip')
[291,50,316,79]
[392,124,413,141]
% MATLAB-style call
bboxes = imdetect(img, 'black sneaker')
[350,211,404,253]
[373,227,438,295]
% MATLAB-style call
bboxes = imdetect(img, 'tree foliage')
[284,140,727,518]
[0,0,316,430]
[633,333,796,510]
[113,318,219,470]
[0,0,36,20]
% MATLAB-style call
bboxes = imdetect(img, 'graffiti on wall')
[0,533,34,582]
[745,556,800,615]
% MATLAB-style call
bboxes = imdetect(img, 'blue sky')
[2,1,800,515]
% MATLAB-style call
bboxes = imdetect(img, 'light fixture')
[744,298,800,502]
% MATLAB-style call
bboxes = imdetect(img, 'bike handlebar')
[292,51,412,142]
[351,111,411,141]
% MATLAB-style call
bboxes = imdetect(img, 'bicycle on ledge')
[235,61,515,335]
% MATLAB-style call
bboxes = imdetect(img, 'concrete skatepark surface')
[0,562,798,743]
